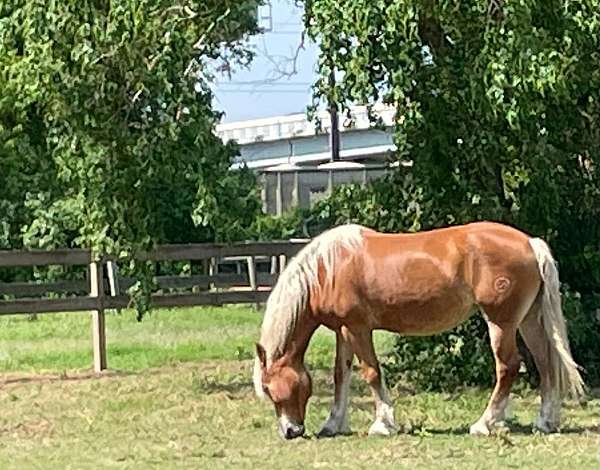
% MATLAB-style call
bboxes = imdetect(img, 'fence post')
[247,256,260,310]
[279,254,287,274]
[106,260,121,314]
[89,261,107,373]
[208,257,217,291]
[246,256,260,310]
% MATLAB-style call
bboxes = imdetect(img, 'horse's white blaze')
[278,413,294,429]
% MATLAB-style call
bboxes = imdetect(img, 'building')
[216,105,407,214]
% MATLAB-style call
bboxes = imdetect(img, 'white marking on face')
[278,413,304,439]
[278,413,293,432]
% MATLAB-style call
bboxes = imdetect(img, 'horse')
[253,222,584,439]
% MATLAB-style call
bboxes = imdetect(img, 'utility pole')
[328,68,340,162]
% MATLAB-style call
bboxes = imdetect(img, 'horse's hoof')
[316,426,338,438]
[317,423,351,438]
[469,421,491,436]
[534,418,559,434]
[368,419,396,437]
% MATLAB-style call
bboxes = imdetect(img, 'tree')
[0,1,263,250]
[0,2,263,307]
[301,0,600,386]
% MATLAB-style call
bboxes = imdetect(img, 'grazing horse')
[254,222,584,439]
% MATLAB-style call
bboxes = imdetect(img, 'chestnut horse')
[254,222,584,439]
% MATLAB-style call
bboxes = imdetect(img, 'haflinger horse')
[254,222,584,439]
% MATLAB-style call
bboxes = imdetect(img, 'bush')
[247,208,308,241]
[302,171,600,389]
[380,288,600,392]
[382,314,494,392]
[562,290,600,388]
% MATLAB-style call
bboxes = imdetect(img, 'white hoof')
[469,420,491,436]
[368,419,396,437]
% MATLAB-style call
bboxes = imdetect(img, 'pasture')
[0,306,598,469]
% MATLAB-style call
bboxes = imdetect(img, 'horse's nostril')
[284,424,305,439]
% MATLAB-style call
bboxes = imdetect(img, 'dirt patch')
[0,419,53,438]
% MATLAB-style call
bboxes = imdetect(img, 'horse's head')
[255,342,312,439]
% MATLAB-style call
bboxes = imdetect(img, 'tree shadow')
[192,377,254,396]
[0,369,134,388]
[412,422,600,436]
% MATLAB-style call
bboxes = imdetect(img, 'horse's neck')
[283,317,318,365]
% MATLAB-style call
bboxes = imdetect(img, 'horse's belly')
[365,285,476,335]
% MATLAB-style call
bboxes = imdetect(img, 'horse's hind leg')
[519,306,560,432]
[342,326,396,436]
[317,330,354,437]
[470,320,521,435]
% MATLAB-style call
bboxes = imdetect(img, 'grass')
[0,306,392,373]
[0,306,266,372]
[0,306,599,469]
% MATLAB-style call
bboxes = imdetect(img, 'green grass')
[0,306,263,372]
[0,306,599,469]
[0,306,393,373]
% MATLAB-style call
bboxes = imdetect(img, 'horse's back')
[329,222,540,333]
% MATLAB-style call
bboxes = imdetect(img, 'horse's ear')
[256,343,267,368]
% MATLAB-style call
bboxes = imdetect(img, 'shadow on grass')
[192,377,254,396]
[0,368,134,387]
[400,422,600,436]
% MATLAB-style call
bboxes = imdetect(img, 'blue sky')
[212,0,318,123]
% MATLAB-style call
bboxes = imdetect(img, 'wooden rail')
[0,240,308,372]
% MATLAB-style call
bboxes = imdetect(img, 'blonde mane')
[253,224,366,398]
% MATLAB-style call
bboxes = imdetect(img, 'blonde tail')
[528,238,585,398]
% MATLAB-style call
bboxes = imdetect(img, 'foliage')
[560,290,600,387]
[302,0,600,285]
[248,208,308,241]
[0,1,263,314]
[382,315,494,392]
[308,169,425,233]
[301,0,600,387]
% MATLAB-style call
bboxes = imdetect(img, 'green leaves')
[0,1,263,316]
[301,0,600,254]
[302,0,600,386]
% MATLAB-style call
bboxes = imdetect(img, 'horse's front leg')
[317,330,354,437]
[343,326,397,436]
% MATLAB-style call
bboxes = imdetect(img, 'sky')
[212,0,318,123]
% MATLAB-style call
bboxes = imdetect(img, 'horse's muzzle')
[280,422,305,440]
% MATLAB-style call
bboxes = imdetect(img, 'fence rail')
[0,240,308,372]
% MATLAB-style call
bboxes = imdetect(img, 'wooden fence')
[0,240,308,372]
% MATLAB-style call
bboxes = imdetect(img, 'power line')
[274,22,303,27]
[216,89,311,94]
[268,31,304,35]
[216,81,312,86]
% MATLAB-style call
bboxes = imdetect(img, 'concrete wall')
[261,167,388,215]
